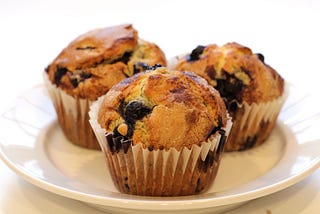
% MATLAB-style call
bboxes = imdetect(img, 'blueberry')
[113,100,152,153]
[256,53,265,63]
[187,45,206,61]
[119,51,132,64]
[107,126,133,154]
[147,64,162,70]
[133,62,150,74]
[69,71,92,87]
[216,78,243,99]
[215,69,245,103]
[124,101,152,122]
[54,66,68,85]
[110,51,132,64]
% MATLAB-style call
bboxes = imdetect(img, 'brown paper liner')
[225,85,288,151]
[89,95,232,196]
[43,73,100,150]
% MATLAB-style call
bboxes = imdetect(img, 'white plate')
[0,84,320,214]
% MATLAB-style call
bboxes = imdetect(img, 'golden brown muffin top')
[97,66,227,151]
[173,42,284,105]
[45,24,166,100]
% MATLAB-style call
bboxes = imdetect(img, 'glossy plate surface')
[0,84,319,214]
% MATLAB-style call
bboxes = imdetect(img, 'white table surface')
[1,0,320,213]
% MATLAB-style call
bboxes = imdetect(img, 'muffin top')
[45,24,166,100]
[173,42,284,106]
[97,66,227,151]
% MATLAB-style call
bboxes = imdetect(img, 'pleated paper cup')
[43,72,100,150]
[225,84,288,151]
[89,95,232,196]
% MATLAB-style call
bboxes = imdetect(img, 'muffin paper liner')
[225,84,288,151]
[43,73,100,150]
[89,95,232,196]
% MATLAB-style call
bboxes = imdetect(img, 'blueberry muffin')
[89,66,232,196]
[44,24,166,149]
[172,42,286,151]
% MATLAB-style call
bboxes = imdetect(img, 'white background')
[1,0,320,213]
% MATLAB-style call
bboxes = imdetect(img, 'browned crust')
[97,67,227,150]
[174,42,284,104]
[46,24,166,100]
[49,24,138,71]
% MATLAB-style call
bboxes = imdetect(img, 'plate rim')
[0,84,320,211]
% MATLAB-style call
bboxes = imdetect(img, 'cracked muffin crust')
[44,24,167,150]
[45,24,166,101]
[89,66,232,196]
[172,42,285,151]
[173,42,284,105]
[97,66,227,151]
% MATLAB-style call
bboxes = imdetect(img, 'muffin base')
[44,73,100,150]
[225,86,287,151]
[89,95,233,196]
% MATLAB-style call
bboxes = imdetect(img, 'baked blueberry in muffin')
[89,66,232,196]
[172,42,286,151]
[44,24,166,149]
